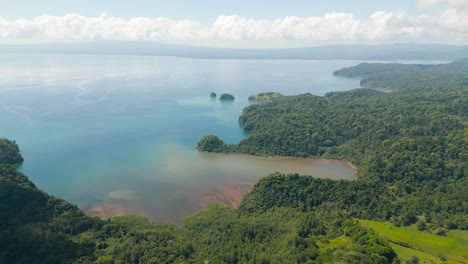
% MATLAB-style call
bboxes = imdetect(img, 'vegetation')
[219,93,235,100]
[0,125,397,264]
[0,138,24,165]
[199,59,468,230]
[184,205,396,264]
[359,220,468,263]
[197,135,227,152]
[248,92,284,102]
[333,59,468,94]
[210,92,217,98]
[2,59,467,263]
[240,173,394,222]
[0,162,397,263]
[0,165,103,263]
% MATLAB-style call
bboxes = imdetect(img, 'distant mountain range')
[0,41,467,60]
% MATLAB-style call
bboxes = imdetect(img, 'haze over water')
[0,54,366,223]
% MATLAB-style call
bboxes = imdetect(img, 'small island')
[210,92,217,98]
[248,92,283,102]
[219,93,235,100]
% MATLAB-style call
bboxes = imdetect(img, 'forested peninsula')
[198,59,467,228]
[1,60,467,263]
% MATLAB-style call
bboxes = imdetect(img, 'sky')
[0,0,467,48]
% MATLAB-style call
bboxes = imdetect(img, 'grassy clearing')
[316,235,351,255]
[359,220,468,263]
[389,242,449,264]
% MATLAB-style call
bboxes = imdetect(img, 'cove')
[0,54,371,224]
[84,144,355,224]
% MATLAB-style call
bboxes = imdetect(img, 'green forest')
[248,92,284,102]
[2,59,467,263]
[0,138,24,165]
[199,60,467,229]
[0,161,398,263]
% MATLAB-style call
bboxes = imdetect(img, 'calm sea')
[0,54,436,222]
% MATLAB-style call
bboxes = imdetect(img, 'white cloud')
[0,13,207,41]
[0,9,467,47]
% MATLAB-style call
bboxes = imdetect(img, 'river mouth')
[84,144,355,224]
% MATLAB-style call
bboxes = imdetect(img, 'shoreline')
[83,152,358,223]
[347,161,358,180]
[200,151,358,180]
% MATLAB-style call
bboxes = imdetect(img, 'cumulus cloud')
[0,10,467,46]
[0,13,207,41]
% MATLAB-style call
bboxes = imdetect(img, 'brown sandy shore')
[86,202,150,220]
[85,156,357,223]
[84,181,255,223]
[191,181,255,210]
[86,203,132,219]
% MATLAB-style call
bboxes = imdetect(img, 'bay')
[0,54,422,223]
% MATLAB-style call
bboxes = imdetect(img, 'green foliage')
[0,165,102,264]
[200,59,468,229]
[2,59,467,263]
[197,135,230,152]
[0,138,24,165]
[0,165,397,263]
[219,93,235,100]
[183,204,396,264]
[239,173,395,221]
[334,59,468,95]
[359,220,468,263]
[90,215,187,263]
[248,92,284,102]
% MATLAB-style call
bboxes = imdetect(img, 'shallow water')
[0,54,392,222]
[83,145,356,223]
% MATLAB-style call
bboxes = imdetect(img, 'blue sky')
[0,0,466,47]
[0,0,418,22]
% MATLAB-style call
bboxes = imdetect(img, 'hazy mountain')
[0,41,467,60]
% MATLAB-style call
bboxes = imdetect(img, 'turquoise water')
[0,54,366,222]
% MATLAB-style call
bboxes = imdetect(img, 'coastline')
[347,161,358,180]
[83,155,358,223]
[201,151,358,180]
